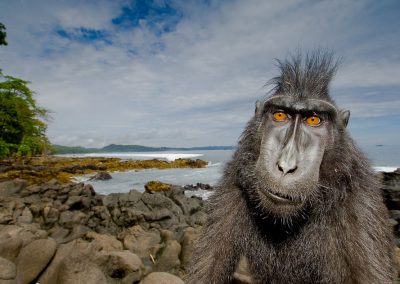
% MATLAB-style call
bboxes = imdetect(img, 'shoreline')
[0,156,208,185]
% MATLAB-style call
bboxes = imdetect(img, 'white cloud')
[0,0,399,147]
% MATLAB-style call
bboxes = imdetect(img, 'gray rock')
[0,234,23,262]
[0,256,16,280]
[0,179,27,197]
[140,272,184,284]
[56,253,107,284]
[86,231,123,253]
[120,225,161,266]
[154,239,181,273]
[90,172,112,181]
[16,238,57,284]
[390,210,400,220]
[65,196,90,210]
[44,206,60,225]
[18,207,33,224]
[59,225,91,244]
[99,250,144,281]
[141,192,182,215]
[389,218,398,227]
[180,227,201,268]
[37,240,78,284]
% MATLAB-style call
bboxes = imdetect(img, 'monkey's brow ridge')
[263,96,338,114]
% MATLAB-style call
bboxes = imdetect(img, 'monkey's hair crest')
[269,50,340,100]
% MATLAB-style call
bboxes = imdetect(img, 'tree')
[0,23,7,46]
[0,71,50,158]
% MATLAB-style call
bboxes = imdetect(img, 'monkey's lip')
[262,189,304,205]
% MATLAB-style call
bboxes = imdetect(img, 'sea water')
[72,146,399,196]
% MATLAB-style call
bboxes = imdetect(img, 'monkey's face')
[253,96,345,217]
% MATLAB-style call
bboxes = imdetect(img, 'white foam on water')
[57,152,204,161]
[185,189,214,200]
[373,166,398,173]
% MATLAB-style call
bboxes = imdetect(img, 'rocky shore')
[0,156,208,184]
[0,178,208,283]
[0,166,399,283]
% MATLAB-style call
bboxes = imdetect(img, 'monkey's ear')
[339,110,350,128]
[255,100,263,117]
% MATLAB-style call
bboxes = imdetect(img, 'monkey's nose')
[277,160,298,175]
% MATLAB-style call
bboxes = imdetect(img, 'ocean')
[71,145,399,196]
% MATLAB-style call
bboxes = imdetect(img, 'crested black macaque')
[186,51,395,284]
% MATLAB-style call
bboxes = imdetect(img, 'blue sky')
[0,0,399,148]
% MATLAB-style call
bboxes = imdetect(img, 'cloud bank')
[0,0,399,147]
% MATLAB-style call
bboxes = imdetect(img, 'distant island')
[52,144,235,154]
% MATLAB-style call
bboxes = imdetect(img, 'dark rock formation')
[0,178,206,283]
[90,172,112,181]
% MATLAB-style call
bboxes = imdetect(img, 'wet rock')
[16,238,57,284]
[90,172,112,181]
[184,183,213,191]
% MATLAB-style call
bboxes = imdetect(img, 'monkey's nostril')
[277,162,297,175]
[287,166,297,174]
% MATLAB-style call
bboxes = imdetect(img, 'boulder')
[141,192,182,214]
[56,253,107,284]
[98,250,144,281]
[140,272,184,284]
[0,179,27,197]
[0,234,23,261]
[0,206,13,224]
[18,207,33,224]
[154,239,181,273]
[0,256,16,280]
[65,195,91,210]
[16,238,57,284]
[119,225,161,266]
[180,227,202,268]
[90,172,112,181]
[37,240,78,284]
[86,231,123,252]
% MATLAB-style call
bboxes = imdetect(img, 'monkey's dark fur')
[186,51,395,284]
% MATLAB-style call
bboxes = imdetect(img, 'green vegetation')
[0,70,50,158]
[52,143,234,154]
[0,22,49,158]
[145,181,173,192]
[0,23,7,46]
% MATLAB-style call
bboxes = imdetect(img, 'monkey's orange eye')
[305,116,321,126]
[273,112,288,121]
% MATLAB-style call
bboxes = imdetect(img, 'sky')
[0,0,399,148]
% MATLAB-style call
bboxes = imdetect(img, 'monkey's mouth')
[262,189,304,205]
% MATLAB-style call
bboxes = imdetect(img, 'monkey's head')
[236,51,350,218]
